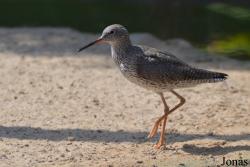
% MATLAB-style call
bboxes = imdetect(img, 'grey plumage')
[78,24,228,149]
[111,42,227,92]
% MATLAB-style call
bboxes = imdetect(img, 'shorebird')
[78,24,228,149]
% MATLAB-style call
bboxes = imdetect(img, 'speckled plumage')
[111,42,227,92]
[78,24,228,149]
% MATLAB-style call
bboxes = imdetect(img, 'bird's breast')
[111,47,166,91]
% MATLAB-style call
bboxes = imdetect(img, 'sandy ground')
[0,28,250,167]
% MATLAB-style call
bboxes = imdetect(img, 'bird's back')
[118,45,227,91]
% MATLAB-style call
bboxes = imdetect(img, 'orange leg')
[148,90,186,149]
[147,93,169,139]
[154,113,167,149]
[148,93,169,138]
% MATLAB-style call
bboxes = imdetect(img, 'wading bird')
[78,24,228,148]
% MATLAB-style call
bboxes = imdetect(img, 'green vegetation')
[0,0,249,59]
[207,3,250,21]
[206,3,250,60]
[207,33,250,60]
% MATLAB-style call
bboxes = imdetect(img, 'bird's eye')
[109,30,114,34]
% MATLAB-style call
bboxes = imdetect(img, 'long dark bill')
[78,38,102,52]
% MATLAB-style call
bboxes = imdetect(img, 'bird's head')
[78,24,130,52]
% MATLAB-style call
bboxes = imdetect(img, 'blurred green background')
[0,0,250,59]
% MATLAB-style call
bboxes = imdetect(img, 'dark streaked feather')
[134,45,228,84]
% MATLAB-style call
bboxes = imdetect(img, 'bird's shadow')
[182,144,250,156]
[0,125,249,155]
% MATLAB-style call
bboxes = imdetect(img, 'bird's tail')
[191,68,228,84]
[209,71,228,82]
[203,72,228,82]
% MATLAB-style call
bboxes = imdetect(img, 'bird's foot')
[154,140,166,149]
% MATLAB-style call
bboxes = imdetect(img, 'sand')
[0,28,249,167]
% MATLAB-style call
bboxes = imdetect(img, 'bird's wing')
[137,45,189,67]
[134,45,227,83]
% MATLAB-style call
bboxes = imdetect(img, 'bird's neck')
[111,37,132,53]
[110,38,132,65]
